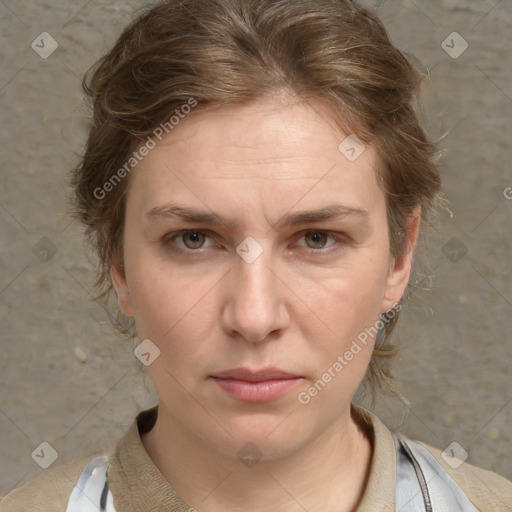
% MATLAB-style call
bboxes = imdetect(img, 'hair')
[70,0,443,399]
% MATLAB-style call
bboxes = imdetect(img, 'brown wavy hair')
[69,0,443,399]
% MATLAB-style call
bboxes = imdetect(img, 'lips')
[211,367,302,402]
[212,367,300,381]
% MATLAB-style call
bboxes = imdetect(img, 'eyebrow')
[144,203,369,230]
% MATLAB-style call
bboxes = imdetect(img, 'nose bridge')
[223,238,288,342]
[238,247,273,298]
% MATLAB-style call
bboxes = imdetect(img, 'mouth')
[210,367,303,402]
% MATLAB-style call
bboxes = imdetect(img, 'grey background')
[1,0,511,499]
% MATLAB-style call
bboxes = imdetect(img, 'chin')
[204,413,310,461]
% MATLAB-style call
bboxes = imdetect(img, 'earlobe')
[382,206,421,313]
[110,264,135,317]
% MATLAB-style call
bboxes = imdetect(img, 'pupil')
[185,232,203,248]
[308,232,326,248]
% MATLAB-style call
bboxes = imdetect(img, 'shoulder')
[418,440,512,511]
[0,446,116,512]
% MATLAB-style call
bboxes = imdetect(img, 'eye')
[162,229,344,255]
[297,231,342,251]
[164,230,215,251]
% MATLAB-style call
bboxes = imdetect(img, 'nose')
[221,246,290,343]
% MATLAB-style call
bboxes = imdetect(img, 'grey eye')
[181,232,206,249]
[304,232,329,249]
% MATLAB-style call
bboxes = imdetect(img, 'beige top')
[1,405,511,511]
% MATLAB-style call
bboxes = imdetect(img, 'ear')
[111,263,135,317]
[381,205,421,313]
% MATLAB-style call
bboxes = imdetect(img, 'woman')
[2,0,510,510]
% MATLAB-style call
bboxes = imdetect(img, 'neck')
[141,404,373,512]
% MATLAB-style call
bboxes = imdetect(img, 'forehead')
[126,95,384,224]
[150,97,371,172]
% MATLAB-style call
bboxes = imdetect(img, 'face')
[112,94,417,460]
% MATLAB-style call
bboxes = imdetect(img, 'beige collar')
[113,404,396,511]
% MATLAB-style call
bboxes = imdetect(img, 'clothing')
[63,456,116,512]
[1,405,511,511]
[393,433,479,511]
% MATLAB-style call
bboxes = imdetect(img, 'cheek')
[124,245,221,351]
[299,275,384,397]
[295,253,389,337]
[291,253,390,398]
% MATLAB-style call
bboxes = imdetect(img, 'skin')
[111,92,420,512]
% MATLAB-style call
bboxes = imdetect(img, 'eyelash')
[161,230,346,255]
